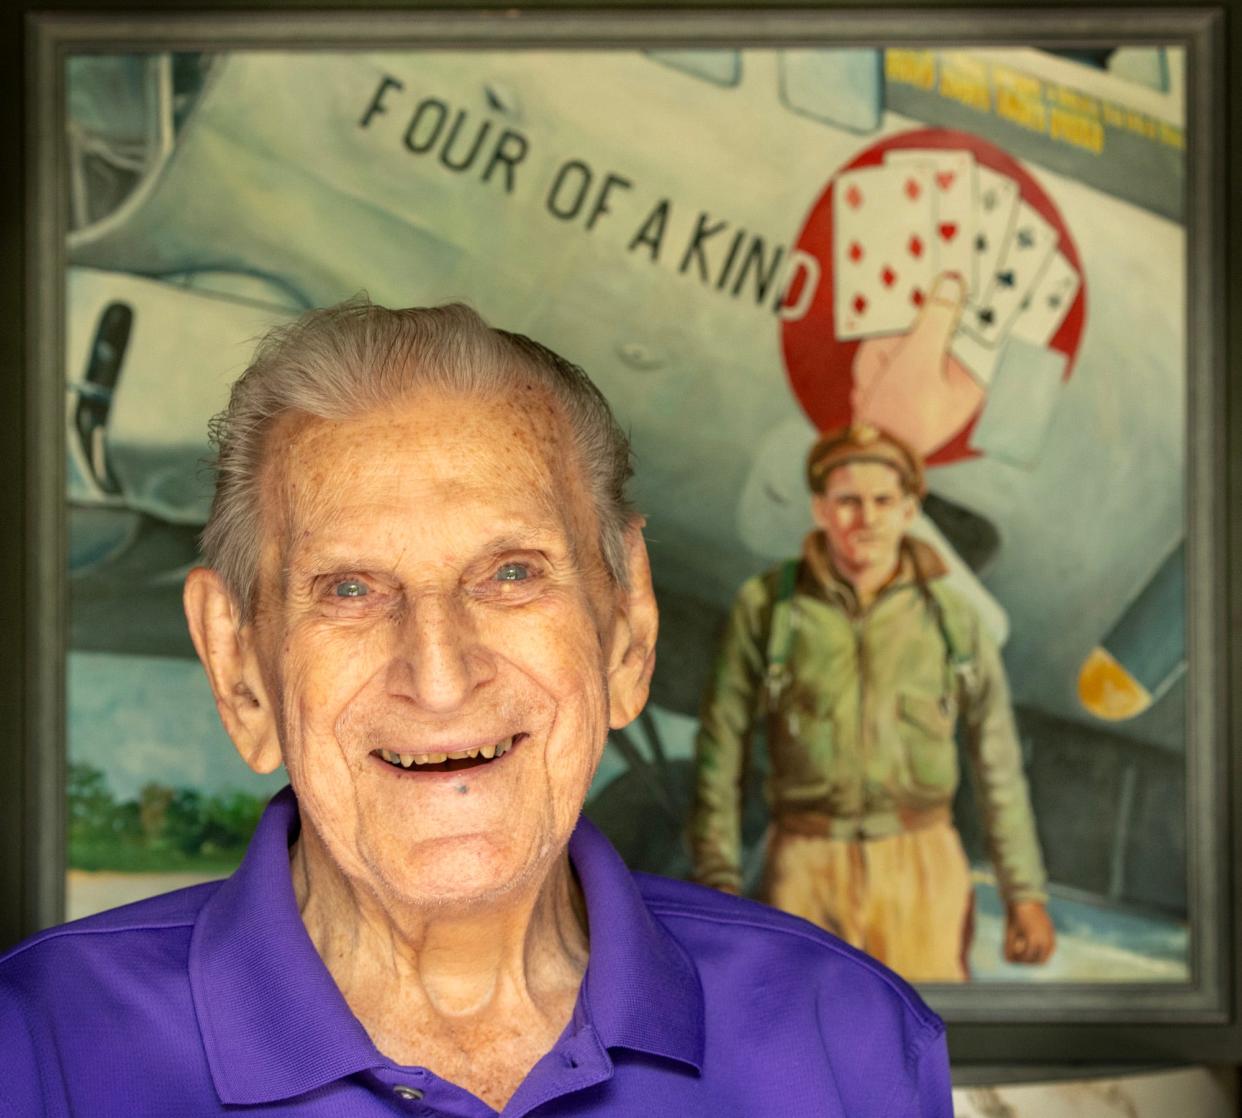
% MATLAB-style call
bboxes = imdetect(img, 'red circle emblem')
[780,128,1086,466]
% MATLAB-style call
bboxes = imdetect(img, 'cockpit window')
[1040,47,1170,93]
[778,49,884,134]
[66,52,213,232]
[645,50,741,87]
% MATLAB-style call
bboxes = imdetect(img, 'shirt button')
[393,1085,425,1100]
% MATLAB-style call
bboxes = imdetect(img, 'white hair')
[201,299,635,619]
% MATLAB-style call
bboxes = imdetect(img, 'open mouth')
[372,733,526,775]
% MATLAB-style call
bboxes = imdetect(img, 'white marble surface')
[952,1067,1237,1117]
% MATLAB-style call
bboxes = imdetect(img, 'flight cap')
[806,423,926,497]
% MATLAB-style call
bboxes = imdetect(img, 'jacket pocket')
[771,690,835,783]
[897,693,958,792]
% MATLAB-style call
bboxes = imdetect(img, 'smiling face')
[205,386,649,911]
[811,460,915,581]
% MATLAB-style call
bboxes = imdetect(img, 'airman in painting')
[692,424,1055,980]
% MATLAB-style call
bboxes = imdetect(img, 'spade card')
[951,249,1079,388]
[833,163,936,340]
[1011,251,1081,347]
[969,167,1020,302]
[885,149,977,292]
[961,200,1058,348]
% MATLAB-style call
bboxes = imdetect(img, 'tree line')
[68,762,268,873]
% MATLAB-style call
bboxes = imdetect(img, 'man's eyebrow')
[285,527,569,572]
[284,550,395,574]
[477,529,566,554]
[465,529,582,572]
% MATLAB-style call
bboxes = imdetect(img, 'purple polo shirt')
[1,788,950,1117]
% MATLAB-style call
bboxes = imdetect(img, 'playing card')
[950,330,1004,388]
[960,200,1058,348]
[885,149,978,292]
[950,251,1080,388]
[969,167,1020,303]
[1011,251,1081,347]
[833,163,936,340]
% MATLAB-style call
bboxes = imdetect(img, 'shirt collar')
[190,787,382,1105]
[570,816,705,1073]
[190,788,703,1105]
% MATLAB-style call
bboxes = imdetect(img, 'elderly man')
[2,304,950,1116]
[692,424,1055,982]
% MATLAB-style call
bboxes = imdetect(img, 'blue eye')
[334,579,369,598]
[494,563,530,582]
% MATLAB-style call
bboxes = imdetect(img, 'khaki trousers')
[759,819,974,982]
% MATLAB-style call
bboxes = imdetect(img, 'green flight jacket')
[691,533,1048,904]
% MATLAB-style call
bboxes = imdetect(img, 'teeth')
[380,737,519,769]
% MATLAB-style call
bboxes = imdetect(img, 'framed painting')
[18,4,1239,1059]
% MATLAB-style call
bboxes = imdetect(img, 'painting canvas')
[58,34,1201,1004]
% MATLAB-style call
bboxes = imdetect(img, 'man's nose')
[385,594,491,712]
[858,499,879,527]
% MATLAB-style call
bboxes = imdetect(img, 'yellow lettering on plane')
[991,64,1042,98]
[1049,109,1104,154]
[1159,122,1185,150]
[938,67,990,112]
[886,49,936,90]
[995,88,1046,133]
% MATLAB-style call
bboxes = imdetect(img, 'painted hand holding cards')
[807,130,1086,462]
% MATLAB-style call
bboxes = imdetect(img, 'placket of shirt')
[364,1025,612,1118]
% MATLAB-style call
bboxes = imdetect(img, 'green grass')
[69,837,246,875]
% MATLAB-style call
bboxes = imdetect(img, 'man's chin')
[843,549,882,570]
[359,830,553,909]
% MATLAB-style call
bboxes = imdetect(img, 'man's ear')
[183,567,282,774]
[606,522,659,731]
[809,492,831,532]
[900,491,919,528]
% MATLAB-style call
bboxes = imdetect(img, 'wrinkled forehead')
[255,386,595,568]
